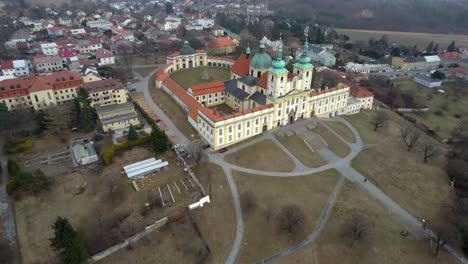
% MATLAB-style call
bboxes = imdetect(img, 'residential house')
[46,26,64,37]
[96,48,115,66]
[86,19,113,30]
[78,38,102,54]
[40,42,59,56]
[185,22,203,31]
[163,16,181,31]
[82,78,140,131]
[58,15,72,25]
[120,30,135,42]
[392,55,441,70]
[345,62,393,73]
[1,60,30,77]
[34,55,63,73]
[414,74,442,88]
[0,71,83,111]
[449,67,468,80]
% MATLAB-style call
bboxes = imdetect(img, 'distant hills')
[270,0,468,34]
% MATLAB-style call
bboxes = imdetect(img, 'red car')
[218,147,228,153]
[155,118,161,123]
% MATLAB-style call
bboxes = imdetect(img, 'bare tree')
[187,139,205,165]
[370,111,389,132]
[400,126,421,151]
[341,213,370,247]
[43,105,71,138]
[277,205,305,235]
[421,141,439,163]
[240,191,257,215]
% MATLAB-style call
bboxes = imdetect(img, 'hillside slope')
[270,0,468,34]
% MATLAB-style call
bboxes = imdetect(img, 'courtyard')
[170,66,231,90]
[208,103,237,115]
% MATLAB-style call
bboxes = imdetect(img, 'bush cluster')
[103,136,151,166]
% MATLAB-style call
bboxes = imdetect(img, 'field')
[100,215,209,264]
[345,110,454,227]
[14,146,200,263]
[224,140,295,172]
[233,170,341,263]
[322,120,356,144]
[191,163,236,264]
[391,79,468,140]
[134,67,157,77]
[274,181,456,264]
[336,28,468,48]
[275,135,327,168]
[170,66,231,90]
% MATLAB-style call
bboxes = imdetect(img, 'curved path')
[140,72,467,264]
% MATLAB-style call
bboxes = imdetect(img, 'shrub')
[102,136,151,166]
[7,160,21,178]
[5,138,33,154]
[5,179,18,194]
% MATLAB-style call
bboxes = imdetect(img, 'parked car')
[202,144,210,150]
[155,117,161,123]
[218,147,228,153]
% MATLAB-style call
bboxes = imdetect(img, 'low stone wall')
[396,108,430,113]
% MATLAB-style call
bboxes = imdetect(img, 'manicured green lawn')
[170,67,231,90]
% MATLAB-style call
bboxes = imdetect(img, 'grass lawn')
[346,110,454,227]
[391,79,468,139]
[224,140,295,172]
[150,85,199,139]
[233,169,341,263]
[14,147,199,263]
[276,135,327,168]
[209,103,237,115]
[100,215,209,264]
[313,123,351,158]
[191,163,236,264]
[342,110,388,145]
[170,66,231,90]
[134,67,157,77]
[322,120,356,143]
[274,181,456,264]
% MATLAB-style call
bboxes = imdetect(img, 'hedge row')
[103,136,151,166]
[134,101,156,127]
[5,138,33,154]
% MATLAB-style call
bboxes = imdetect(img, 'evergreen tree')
[433,43,439,54]
[127,124,138,141]
[391,47,401,57]
[33,111,47,134]
[50,217,87,264]
[150,126,168,153]
[0,101,7,112]
[165,2,173,14]
[447,41,457,52]
[77,88,96,131]
[425,41,434,55]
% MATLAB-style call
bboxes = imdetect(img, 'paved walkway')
[132,66,190,145]
[0,139,17,245]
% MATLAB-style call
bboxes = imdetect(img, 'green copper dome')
[249,43,272,69]
[294,39,314,69]
[179,40,196,55]
[269,43,289,75]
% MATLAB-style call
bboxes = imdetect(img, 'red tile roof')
[443,51,460,60]
[257,72,268,89]
[96,48,113,59]
[82,78,124,94]
[34,55,62,64]
[310,83,349,96]
[351,86,374,98]
[59,49,77,58]
[190,81,225,96]
[112,35,124,42]
[1,60,14,70]
[0,71,83,98]
[231,53,251,77]
[79,59,98,65]
[15,41,29,49]
[449,67,468,74]
[207,37,236,48]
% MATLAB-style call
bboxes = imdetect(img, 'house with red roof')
[78,38,102,54]
[449,67,468,80]
[46,26,64,37]
[34,55,63,73]
[96,48,115,66]
[1,60,31,77]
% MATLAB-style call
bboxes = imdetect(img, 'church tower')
[267,43,289,97]
[293,26,314,90]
